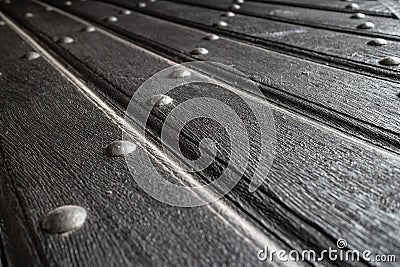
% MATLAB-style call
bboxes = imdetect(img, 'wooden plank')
[171,0,400,39]
[30,0,400,152]
[3,2,400,266]
[102,0,400,74]
[0,16,283,267]
[248,0,394,17]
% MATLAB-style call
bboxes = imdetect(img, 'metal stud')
[83,25,96,32]
[0,20,5,26]
[24,51,41,60]
[41,205,87,234]
[190,47,209,55]
[25,12,34,18]
[65,1,72,6]
[230,4,241,10]
[104,140,137,157]
[357,22,374,29]
[351,13,365,19]
[345,3,359,10]
[169,69,191,78]
[59,36,74,44]
[45,6,54,11]
[235,0,244,3]
[379,57,400,66]
[223,11,235,17]
[148,94,173,107]
[105,16,118,22]
[204,34,220,41]
[137,2,146,8]
[214,20,228,27]
[120,9,132,15]
[367,38,388,46]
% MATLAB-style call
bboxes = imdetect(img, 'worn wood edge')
[32,0,400,154]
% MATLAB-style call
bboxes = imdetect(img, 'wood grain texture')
[27,0,400,152]
[248,0,394,17]
[1,2,400,267]
[170,0,400,39]
[0,18,284,267]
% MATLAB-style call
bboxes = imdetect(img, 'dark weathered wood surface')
[1,0,400,266]
[247,0,394,17]
[0,20,287,267]
[170,0,400,39]
[29,0,400,151]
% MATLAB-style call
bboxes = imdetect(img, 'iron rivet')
[104,140,137,157]
[367,38,388,46]
[236,0,244,3]
[59,36,74,44]
[351,13,365,19]
[148,94,173,106]
[138,2,146,8]
[83,25,96,32]
[214,20,228,27]
[25,12,34,18]
[230,4,241,10]
[41,205,87,234]
[105,16,118,22]
[169,69,191,78]
[45,6,53,11]
[204,34,219,41]
[379,57,400,66]
[24,51,41,60]
[65,1,72,6]
[120,9,131,15]
[223,11,235,17]
[0,20,5,26]
[357,22,374,29]
[345,3,359,10]
[190,47,209,55]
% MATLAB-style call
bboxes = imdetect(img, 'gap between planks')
[27,0,400,160]
[0,11,301,267]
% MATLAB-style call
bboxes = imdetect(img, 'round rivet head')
[230,4,241,10]
[357,22,374,29]
[0,20,5,26]
[25,12,34,18]
[44,6,53,11]
[367,38,388,46]
[59,36,74,44]
[345,3,359,10]
[104,140,137,157]
[351,12,365,19]
[379,57,400,66]
[65,1,72,6]
[236,0,244,3]
[204,34,219,41]
[120,9,131,15]
[148,94,173,106]
[214,20,228,27]
[24,51,41,60]
[83,25,96,32]
[169,69,191,78]
[105,16,118,22]
[137,2,146,8]
[41,205,87,234]
[223,11,235,17]
[190,47,209,55]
